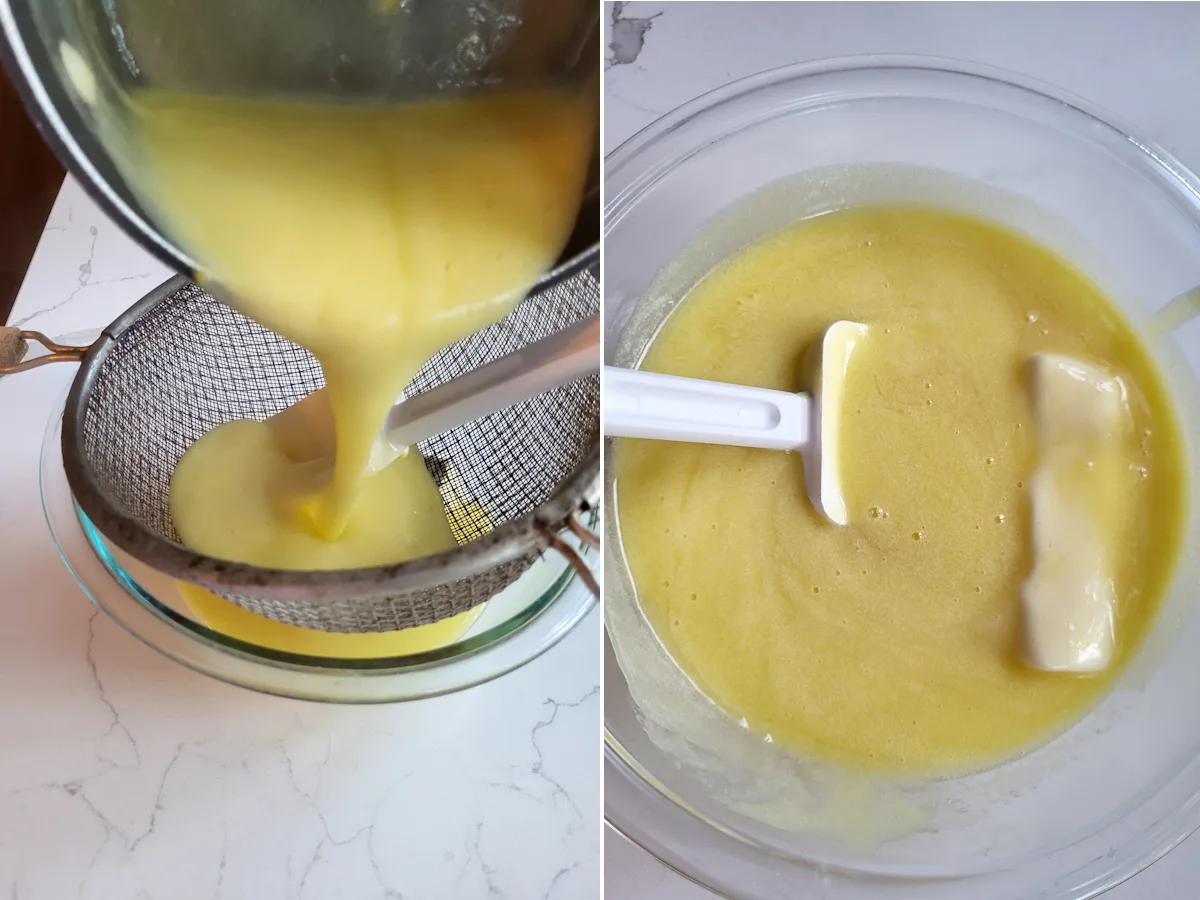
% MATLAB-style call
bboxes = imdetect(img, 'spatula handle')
[375,315,600,465]
[603,366,811,451]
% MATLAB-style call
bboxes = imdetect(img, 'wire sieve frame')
[55,250,599,623]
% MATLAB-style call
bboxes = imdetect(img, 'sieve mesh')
[70,270,599,633]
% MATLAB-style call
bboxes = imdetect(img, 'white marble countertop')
[0,179,599,898]
[603,2,1200,897]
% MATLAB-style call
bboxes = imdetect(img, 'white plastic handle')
[602,366,812,451]
[371,314,600,469]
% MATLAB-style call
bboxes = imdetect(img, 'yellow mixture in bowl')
[616,205,1186,775]
[126,85,595,653]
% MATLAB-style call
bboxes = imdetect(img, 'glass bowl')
[41,388,596,703]
[604,56,1200,899]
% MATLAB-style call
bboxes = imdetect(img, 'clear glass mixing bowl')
[41,387,596,703]
[604,57,1200,899]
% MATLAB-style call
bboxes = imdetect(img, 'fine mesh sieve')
[5,266,599,634]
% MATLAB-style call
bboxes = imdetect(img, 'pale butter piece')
[1022,354,1131,673]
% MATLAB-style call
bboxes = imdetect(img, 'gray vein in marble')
[365,796,405,900]
[604,79,667,118]
[211,835,227,900]
[74,814,112,900]
[455,836,475,883]
[606,2,660,69]
[279,741,309,800]
[129,742,192,851]
[73,785,128,844]
[298,844,322,899]
[78,232,94,282]
[369,848,405,900]
[543,862,578,900]
[470,822,505,898]
[11,222,160,328]
[11,270,157,328]
[11,779,128,846]
[196,745,252,776]
[529,685,598,829]
[482,780,538,800]
[279,741,376,848]
[286,760,423,898]
[319,816,371,848]
[11,227,95,327]
[85,611,141,769]
[6,779,122,900]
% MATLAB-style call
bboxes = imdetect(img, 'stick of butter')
[1021,354,1132,673]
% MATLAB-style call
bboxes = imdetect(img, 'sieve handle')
[541,511,599,597]
[0,326,92,375]
[371,314,600,470]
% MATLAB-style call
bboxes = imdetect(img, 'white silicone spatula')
[604,321,868,525]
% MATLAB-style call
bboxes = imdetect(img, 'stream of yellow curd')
[126,86,593,653]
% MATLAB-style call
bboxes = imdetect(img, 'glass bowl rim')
[602,53,1200,897]
[41,383,597,702]
[604,53,1200,223]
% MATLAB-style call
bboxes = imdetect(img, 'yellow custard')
[616,205,1186,775]
[178,583,484,659]
[126,86,593,652]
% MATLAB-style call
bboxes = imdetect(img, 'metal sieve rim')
[61,260,599,603]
